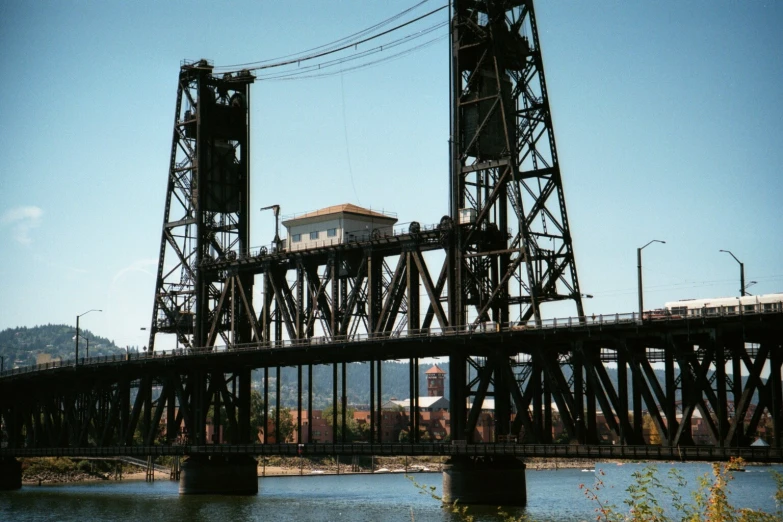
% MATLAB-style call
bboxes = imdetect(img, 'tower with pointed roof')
[426,365,446,397]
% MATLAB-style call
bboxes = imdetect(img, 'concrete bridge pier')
[179,455,258,495]
[442,456,526,506]
[0,458,22,490]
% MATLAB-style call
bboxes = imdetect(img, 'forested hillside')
[0,325,124,369]
[4,326,754,411]
[258,361,450,409]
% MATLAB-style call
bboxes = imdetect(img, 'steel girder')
[510,330,783,448]
[148,60,255,351]
[0,365,254,451]
[199,232,453,349]
[449,0,584,328]
[447,0,585,446]
[2,317,782,452]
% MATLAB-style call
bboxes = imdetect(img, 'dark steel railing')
[2,442,781,463]
[2,305,781,379]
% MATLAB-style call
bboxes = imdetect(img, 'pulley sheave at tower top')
[449,0,584,327]
[149,60,255,351]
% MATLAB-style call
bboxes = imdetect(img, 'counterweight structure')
[447,0,584,443]
[149,60,255,352]
[449,0,584,328]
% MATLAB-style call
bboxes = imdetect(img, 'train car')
[663,293,783,318]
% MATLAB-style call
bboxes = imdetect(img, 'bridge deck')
[2,443,780,463]
[2,308,780,381]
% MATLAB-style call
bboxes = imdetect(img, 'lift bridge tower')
[446,0,584,445]
[449,0,583,327]
[148,60,255,352]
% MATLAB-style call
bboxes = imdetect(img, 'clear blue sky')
[1,1,781,349]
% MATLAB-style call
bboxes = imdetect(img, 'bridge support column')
[179,455,257,495]
[442,456,526,506]
[0,458,22,490]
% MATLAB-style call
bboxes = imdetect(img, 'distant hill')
[0,324,124,369]
[263,361,450,410]
[4,327,755,410]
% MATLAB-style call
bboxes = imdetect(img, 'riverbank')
[255,456,609,476]
[21,454,745,483]
[19,457,169,485]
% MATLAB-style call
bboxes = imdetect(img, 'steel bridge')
[1,0,782,499]
[2,310,782,458]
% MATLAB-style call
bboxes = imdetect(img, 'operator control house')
[282,203,398,252]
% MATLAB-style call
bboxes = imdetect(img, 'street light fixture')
[76,309,102,364]
[73,333,90,360]
[638,240,665,319]
[719,250,747,297]
[140,327,148,354]
[260,204,281,251]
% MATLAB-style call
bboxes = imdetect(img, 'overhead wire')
[586,274,783,299]
[214,3,449,76]
[252,21,447,81]
[264,36,447,81]
[214,0,436,71]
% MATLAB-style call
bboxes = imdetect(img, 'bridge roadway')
[3,442,782,464]
[2,305,782,496]
[1,307,780,382]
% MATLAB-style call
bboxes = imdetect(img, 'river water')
[1,463,781,521]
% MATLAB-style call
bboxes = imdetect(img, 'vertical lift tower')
[445,0,584,505]
[148,60,258,493]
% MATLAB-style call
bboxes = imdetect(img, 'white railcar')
[663,293,783,318]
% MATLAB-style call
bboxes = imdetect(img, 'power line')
[214,0,436,71]
[261,36,447,82]
[216,4,448,75]
[587,274,783,299]
[253,22,447,81]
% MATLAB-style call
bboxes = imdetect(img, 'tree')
[323,404,361,441]
[269,407,295,443]
[398,427,431,443]
[200,389,267,443]
[249,389,265,442]
[643,413,661,445]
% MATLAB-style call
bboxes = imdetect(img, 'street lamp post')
[76,309,102,363]
[260,204,281,251]
[638,240,665,320]
[73,334,89,360]
[719,250,746,297]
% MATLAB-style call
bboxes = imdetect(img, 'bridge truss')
[2,1,782,458]
[1,313,782,453]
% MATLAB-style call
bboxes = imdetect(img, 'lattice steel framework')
[447,0,585,444]
[148,60,255,351]
[2,317,781,452]
[449,0,584,327]
[3,2,783,476]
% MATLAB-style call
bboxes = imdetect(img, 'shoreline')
[20,456,774,485]
[22,469,170,486]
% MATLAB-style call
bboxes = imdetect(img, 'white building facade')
[282,203,398,252]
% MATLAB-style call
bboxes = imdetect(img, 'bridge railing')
[2,303,781,378]
[2,442,782,463]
